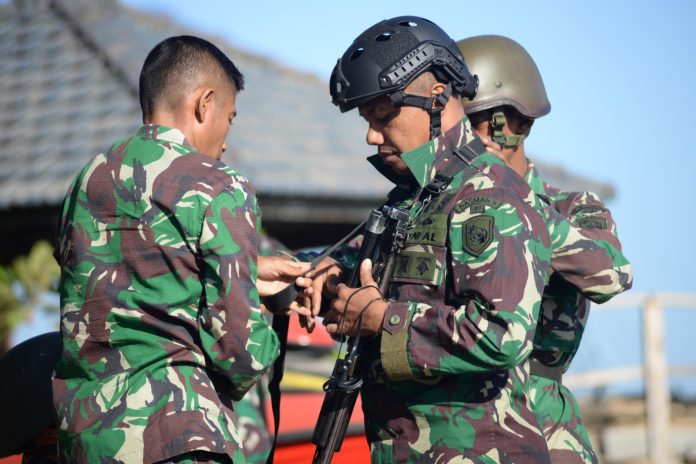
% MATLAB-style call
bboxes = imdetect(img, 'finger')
[305,316,315,333]
[295,276,313,289]
[288,301,312,317]
[278,259,311,276]
[325,274,339,295]
[311,276,324,316]
[360,258,376,287]
[324,322,337,335]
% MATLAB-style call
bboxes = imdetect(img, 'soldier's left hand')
[323,259,387,336]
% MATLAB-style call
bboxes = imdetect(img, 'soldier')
[52,35,313,464]
[457,35,633,463]
[317,16,556,462]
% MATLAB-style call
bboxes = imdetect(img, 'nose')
[365,126,383,146]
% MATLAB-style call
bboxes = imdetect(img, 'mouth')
[379,149,401,162]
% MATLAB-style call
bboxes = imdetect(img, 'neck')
[145,110,197,148]
[507,144,528,177]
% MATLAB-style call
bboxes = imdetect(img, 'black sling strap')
[266,313,289,464]
[423,136,487,196]
[263,219,367,464]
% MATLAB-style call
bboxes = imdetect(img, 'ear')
[194,88,215,124]
[430,81,447,97]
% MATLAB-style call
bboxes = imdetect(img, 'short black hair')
[139,35,245,119]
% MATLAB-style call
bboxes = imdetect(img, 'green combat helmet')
[0,332,61,457]
[457,35,550,148]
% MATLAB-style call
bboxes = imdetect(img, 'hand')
[257,256,311,296]
[257,256,315,329]
[480,135,504,161]
[323,259,387,337]
[305,257,343,318]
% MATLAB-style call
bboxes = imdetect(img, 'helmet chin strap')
[490,110,528,149]
[389,83,453,139]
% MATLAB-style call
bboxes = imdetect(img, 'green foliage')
[0,240,60,348]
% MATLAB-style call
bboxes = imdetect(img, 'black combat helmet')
[0,332,61,457]
[330,16,478,138]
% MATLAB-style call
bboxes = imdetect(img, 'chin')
[385,161,408,175]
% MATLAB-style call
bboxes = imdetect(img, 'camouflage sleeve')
[543,188,632,303]
[380,189,551,380]
[197,176,279,399]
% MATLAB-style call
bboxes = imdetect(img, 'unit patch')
[393,251,436,281]
[463,215,494,256]
[571,204,608,216]
[575,216,608,230]
[454,196,502,214]
[406,213,447,246]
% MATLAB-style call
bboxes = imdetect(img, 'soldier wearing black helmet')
[457,35,633,463]
[316,16,558,462]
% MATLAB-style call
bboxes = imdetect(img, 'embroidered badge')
[463,215,494,256]
[454,196,502,213]
[571,204,608,216]
[406,213,448,246]
[393,251,436,281]
[576,216,608,230]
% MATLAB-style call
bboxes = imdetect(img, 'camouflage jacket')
[349,118,554,463]
[526,161,632,371]
[52,125,279,463]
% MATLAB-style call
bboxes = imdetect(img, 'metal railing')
[564,292,696,464]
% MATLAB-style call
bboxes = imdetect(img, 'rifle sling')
[423,136,486,195]
[266,313,289,464]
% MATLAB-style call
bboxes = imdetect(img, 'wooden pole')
[642,295,672,463]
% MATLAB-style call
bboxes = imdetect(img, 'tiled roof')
[0,0,612,211]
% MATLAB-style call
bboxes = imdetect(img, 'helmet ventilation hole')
[350,47,364,61]
[398,20,418,27]
[376,32,392,41]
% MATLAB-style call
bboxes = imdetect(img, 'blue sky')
[14,0,696,395]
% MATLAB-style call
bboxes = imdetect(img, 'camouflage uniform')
[338,117,554,463]
[52,125,279,463]
[525,160,632,463]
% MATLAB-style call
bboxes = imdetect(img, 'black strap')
[264,219,367,464]
[529,358,563,384]
[266,313,289,464]
[389,84,453,139]
[424,136,486,196]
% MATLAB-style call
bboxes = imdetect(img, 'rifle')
[311,205,409,464]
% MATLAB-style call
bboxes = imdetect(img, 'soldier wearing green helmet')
[457,35,633,463]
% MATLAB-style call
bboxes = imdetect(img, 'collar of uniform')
[402,116,495,188]
[136,124,194,149]
[524,159,546,197]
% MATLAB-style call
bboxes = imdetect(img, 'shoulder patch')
[393,251,436,281]
[575,216,608,230]
[571,204,608,216]
[454,196,502,214]
[463,215,494,256]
